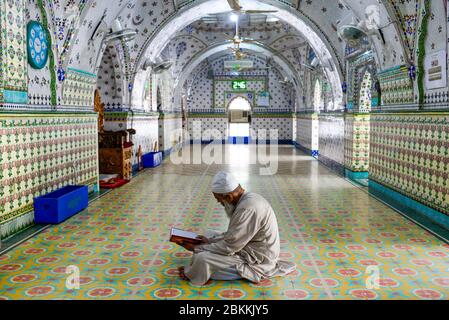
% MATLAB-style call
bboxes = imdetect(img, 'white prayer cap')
[211,171,239,194]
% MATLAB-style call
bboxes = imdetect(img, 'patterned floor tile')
[1,145,448,300]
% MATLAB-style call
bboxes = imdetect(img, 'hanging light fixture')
[103,19,137,43]
[230,13,239,22]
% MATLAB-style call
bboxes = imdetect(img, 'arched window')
[314,80,322,112]
[359,71,372,113]
[228,96,252,111]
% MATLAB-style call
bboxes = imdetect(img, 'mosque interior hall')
[1,0,449,301]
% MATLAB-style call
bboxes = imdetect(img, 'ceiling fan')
[279,77,294,85]
[228,46,247,60]
[124,56,173,77]
[90,18,137,43]
[222,0,278,15]
[224,11,265,60]
[337,16,385,46]
[139,56,173,74]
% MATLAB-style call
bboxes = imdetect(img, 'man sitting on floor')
[178,171,296,286]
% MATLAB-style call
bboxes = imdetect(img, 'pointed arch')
[228,96,252,111]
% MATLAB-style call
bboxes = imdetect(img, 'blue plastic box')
[142,151,163,168]
[34,186,89,224]
[228,137,250,144]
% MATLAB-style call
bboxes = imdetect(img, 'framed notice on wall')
[257,91,270,107]
[425,50,447,90]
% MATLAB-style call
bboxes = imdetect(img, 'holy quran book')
[169,228,202,245]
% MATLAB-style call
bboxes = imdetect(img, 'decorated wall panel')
[67,1,128,73]
[155,70,175,112]
[44,0,91,80]
[159,115,183,152]
[251,115,293,141]
[186,54,293,111]
[187,61,213,110]
[345,114,370,172]
[97,45,123,110]
[370,113,449,215]
[0,0,27,104]
[187,115,228,141]
[25,0,53,107]
[161,35,207,78]
[421,0,448,106]
[347,51,379,112]
[299,69,328,113]
[387,0,421,63]
[62,68,97,108]
[64,0,408,79]
[295,113,319,154]
[0,114,99,239]
[318,114,345,165]
[377,65,414,107]
[214,80,265,108]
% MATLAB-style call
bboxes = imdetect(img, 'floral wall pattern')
[61,68,97,108]
[295,113,319,155]
[318,114,345,168]
[161,35,207,79]
[345,114,370,172]
[370,113,449,216]
[377,65,414,107]
[358,72,373,113]
[0,114,99,239]
[0,0,27,104]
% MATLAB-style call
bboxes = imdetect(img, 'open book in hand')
[169,228,202,245]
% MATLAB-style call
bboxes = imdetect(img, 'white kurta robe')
[184,192,296,285]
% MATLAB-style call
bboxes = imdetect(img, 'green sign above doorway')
[232,80,247,90]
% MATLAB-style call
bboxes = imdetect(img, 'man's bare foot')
[178,266,189,281]
[178,267,213,285]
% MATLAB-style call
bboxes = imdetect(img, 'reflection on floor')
[0,145,448,300]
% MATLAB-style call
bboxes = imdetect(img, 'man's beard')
[223,201,235,218]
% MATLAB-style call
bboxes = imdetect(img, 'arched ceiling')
[159,19,310,80]
[166,42,305,110]
[67,0,407,73]
[183,52,297,112]
[60,0,418,110]
[130,0,346,108]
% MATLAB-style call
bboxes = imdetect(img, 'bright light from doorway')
[228,97,251,137]
[229,123,250,137]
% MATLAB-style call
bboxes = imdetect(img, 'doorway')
[228,96,252,139]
